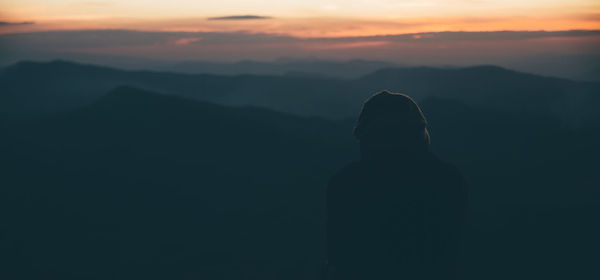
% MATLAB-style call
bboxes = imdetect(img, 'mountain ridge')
[2,60,599,127]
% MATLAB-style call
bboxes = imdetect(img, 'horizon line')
[2,28,600,38]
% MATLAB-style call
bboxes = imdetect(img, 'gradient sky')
[1,0,599,36]
[1,0,599,81]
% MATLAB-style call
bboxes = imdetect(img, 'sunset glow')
[1,0,599,81]
[1,0,599,37]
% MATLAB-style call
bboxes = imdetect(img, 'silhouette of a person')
[326,91,468,280]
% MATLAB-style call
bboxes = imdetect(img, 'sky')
[1,0,599,36]
[0,1,599,80]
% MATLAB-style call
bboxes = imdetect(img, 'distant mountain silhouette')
[166,58,398,79]
[355,66,600,127]
[2,60,599,127]
[0,60,356,118]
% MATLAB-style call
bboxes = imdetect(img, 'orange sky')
[1,1,599,37]
[1,1,598,82]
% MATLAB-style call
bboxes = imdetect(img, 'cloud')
[1,29,598,65]
[320,30,600,43]
[303,41,390,50]
[174,37,202,45]
[207,15,272,21]
[2,29,598,50]
[68,1,116,7]
[0,21,35,27]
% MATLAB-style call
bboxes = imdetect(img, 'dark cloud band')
[0,21,35,26]
[207,15,272,21]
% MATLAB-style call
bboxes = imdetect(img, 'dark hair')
[354,90,428,142]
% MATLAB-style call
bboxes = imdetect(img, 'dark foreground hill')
[0,86,356,279]
[2,60,600,126]
[1,86,599,279]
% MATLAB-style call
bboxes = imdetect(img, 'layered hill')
[0,86,356,279]
[2,60,599,126]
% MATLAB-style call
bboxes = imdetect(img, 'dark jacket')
[326,150,468,280]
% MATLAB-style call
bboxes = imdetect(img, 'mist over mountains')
[1,61,599,279]
[166,58,398,79]
[2,29,599,81]
[2,60,600,126]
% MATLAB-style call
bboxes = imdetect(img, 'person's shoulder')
[427,156,469,212]
[328,161,362,188]
[426,155,468,187]
[425,153,458,174]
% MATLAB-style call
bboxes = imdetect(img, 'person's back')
[326,91,468,280]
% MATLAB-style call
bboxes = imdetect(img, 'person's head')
[354,90,430,152]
